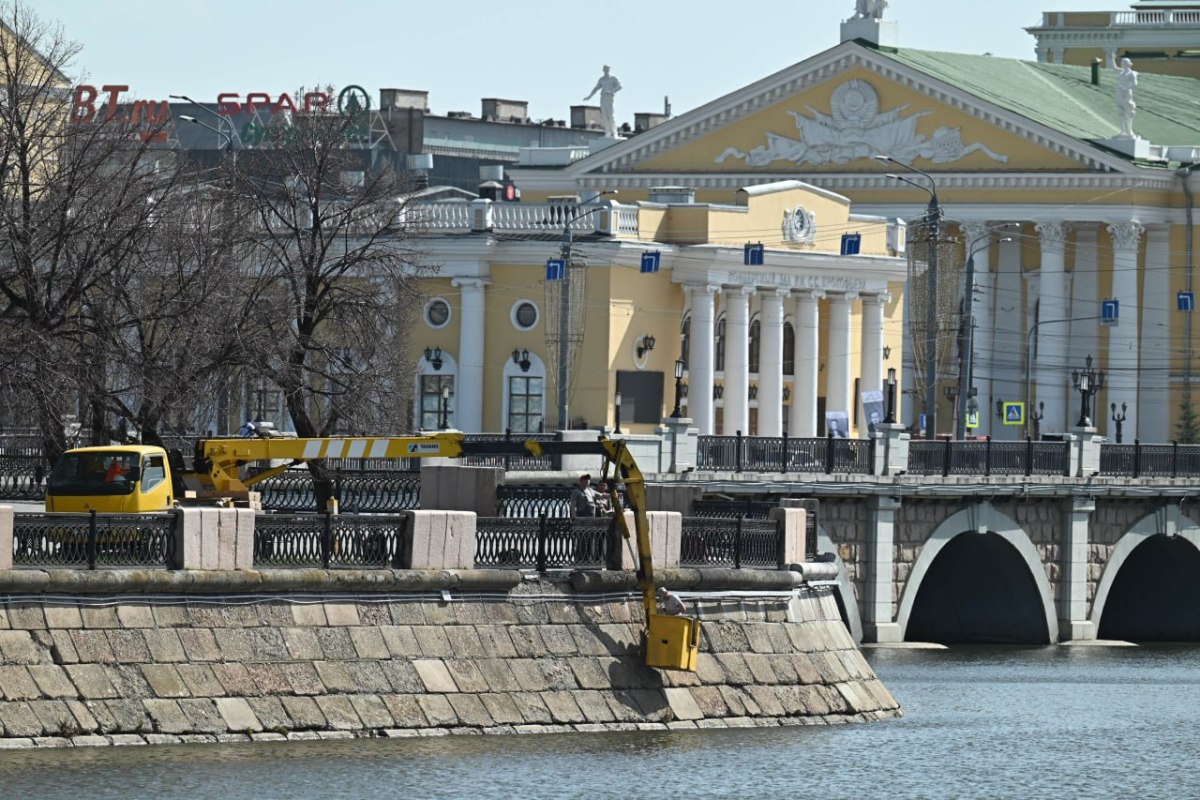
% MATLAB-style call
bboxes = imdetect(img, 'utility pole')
[957,229,1015,440]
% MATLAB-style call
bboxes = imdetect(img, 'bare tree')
[0,1,184,462]
[226,106,430,503]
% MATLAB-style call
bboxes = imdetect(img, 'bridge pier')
[863,496,903,643]
[1060,497,1097,641]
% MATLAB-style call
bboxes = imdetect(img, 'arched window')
[680,314,691,369]
[784,321,795,376]
[503,351,547,434]
[749,319,761,374]
[715,315,726,372]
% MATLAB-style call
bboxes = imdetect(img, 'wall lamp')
[883,345,892,360]
[783,386,791,402]
[713,384,724,400]
[637,334,656,359]
[511,348,531,372]
[424,346,443,371]
[748,385,758,400]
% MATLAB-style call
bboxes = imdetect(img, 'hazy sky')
[36,0,1114,120]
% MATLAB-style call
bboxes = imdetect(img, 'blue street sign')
[840,233,862,255]
[545,258,566,281]
[640,251,661,274]
[1101,298,1119,325]
[1179,291,1195,312]
[1003,402,1025,426]
[743,242,764,266]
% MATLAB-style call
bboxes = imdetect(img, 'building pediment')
[552,42,1150,184]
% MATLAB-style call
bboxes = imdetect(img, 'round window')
[425,298,451,328]
[511,300,539,331]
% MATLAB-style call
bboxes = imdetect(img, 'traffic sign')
[743,242,764,266]
[545,258,566,281]
[1002,402,1025,426]
[966,410,980,429]
[640,251,661,274]
[1179,291,1195,312]
[840,233,862,255]
[1101,299,1119,325]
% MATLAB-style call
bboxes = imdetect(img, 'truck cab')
[45,445,172,513]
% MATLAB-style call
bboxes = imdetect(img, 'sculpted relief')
[715,79,1008,168]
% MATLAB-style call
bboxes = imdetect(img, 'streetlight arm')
[879,156,939,207]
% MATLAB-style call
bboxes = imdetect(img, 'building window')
[419,374,454,429]
[511,300,539,331]
[715,316,726,372]
[680,314,691,369]
[507,375,544,433]
[784,322,795,376]
[749,319,761,374]
[424,297,451,329]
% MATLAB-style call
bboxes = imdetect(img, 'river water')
[2,645,1197,800]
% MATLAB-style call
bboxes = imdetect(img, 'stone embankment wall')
[0,569,899,748]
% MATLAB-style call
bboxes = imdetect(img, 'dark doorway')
[906,532,1050,644]
[1098,536,1200,642]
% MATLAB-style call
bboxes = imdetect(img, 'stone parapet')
[0,580,898,747]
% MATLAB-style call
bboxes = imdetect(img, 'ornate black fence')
[475,515,615,570]
[691,497,775,519]
[460,433,559,471]
[908,438,1071,477]
[0,454,46,499]
[679,516,783,568]
[1098,441,1200,477]
[256,469,420,513]
[12,511,176,569]
[696,433,873,474]
[253,513,405,568]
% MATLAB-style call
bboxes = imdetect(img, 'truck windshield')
[48,452,139,496]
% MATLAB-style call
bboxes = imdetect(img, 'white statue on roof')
[855,0,888,19]
[583,65,622,139]
[1110,51,1138,138]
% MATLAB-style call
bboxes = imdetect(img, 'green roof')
[882,48,1200,155]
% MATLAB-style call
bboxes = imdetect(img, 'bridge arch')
[896,503,1059,643]
[816,527,862,643]
[1092,506,1200,640]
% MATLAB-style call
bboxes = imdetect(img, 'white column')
[688,285,718,436]
[759,289,786,437]
[827,293,855,428]
[860,293,886,402]
[1069,225,1100,387]
[994,236,1024,439]
[1036,222,1069,432]
[962,222,995,437]
[1140,225,1171,442]
[1108,222,1143,439]
[722,287,753,435]
[795,291,822,437]
[452,278,487,432]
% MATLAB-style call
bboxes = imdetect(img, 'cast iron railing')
[908,438,1071,477]
[678,516,783,568]
[1098,441,1200,477]
[256,469,420,513]
[0,454,46,499]
[253,513,405,568]
[696,432,873,474]
[475,515,615,570]
[460,433,559,471]
[12,511,176,569]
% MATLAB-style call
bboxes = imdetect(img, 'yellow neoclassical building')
[504,6,1200,443]
[412,183,907,437]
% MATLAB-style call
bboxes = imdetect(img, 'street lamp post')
[1031,401,1045,441]
[1024,315,1100,437]
[878,155,941,440]
[554,192,616,430]
[438,385,451,430]
[1071,354,1105,428]
[1111,401,1128,443]
[670,359,685,418]
[884,367,898,424]
[614,391,622,434]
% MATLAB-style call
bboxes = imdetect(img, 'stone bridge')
[650,476,1200,645]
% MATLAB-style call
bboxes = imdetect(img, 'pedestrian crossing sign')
[1002,402,1025,426]
[966,410,980,429]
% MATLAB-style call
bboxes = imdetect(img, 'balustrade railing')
[696,433,873,474]
[253,513,404,568]
[13,511,176,569]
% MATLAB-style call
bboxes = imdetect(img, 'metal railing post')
[985,435,992,477]
[321,512,332,569]
[942,438,952,477]
[87,510,97,571]
[781,430,789,474]
[1173,441,1179,479]
[735,514,743,570]
[1025,436,1034,477]
[735,430,743,473]
[825,431,835,474]
[1063,439,1071,477]
[537,514,548,573]
[1134,439,1141,478]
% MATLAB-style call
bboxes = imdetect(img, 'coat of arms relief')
[715,79,1008,168]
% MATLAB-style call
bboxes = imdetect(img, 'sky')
[35,0,1115,121]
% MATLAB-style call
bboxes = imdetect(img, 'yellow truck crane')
[44,432,699,671]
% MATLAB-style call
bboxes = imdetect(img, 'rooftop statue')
[1110,52,1138,139]
[854,0,888,20]
[583,65,622,139]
